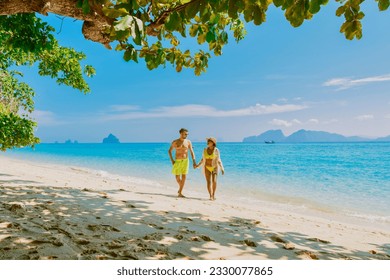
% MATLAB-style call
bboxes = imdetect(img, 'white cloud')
[355,114,374,121]
[323,118,339,124]
[269,118,303,127]
[385,114,390,119]
[32,110,67,126]
[308,118,320,124]
[270,119,294,127]
[101,103,308,121]
[292,119,302,124]
[323,74,390,90]
[278,98,288,103]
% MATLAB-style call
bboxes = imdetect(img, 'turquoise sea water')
[5,142,390,221]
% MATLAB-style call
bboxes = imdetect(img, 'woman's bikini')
[204,148,216,173]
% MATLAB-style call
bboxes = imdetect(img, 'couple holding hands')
[168,128,224,201]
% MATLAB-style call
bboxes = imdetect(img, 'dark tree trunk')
[0,0,113,48]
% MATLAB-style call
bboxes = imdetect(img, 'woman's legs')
[205,168,212,200]
[211,172,217,200]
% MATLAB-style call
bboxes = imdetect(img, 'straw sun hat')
[206,137,217,146]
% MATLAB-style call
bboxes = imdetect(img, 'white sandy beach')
[0,155,389,260]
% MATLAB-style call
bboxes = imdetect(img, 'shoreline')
[7,144,390,223]
[5,151,390,225]
[1,155,389,260]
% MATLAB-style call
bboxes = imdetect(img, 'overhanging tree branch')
[0,0,114,48]
[146,0,201,36]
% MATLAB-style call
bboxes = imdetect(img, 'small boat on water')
[264,140,275,144]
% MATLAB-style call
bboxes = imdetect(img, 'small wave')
[93,169,166,188]
[345,212,390,223]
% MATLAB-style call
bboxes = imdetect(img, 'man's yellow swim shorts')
[172,158,189,175]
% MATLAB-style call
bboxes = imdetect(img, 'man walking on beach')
[168,128,196,198]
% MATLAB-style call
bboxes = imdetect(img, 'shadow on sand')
[1,181,389,260]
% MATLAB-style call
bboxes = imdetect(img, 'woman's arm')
[195,149,205,169]
[216,148,224,174]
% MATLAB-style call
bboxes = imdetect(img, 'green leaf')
[197,33,206,44]
[82,0,90,14]
[189,24,199,37]
[243,9,253,22]
[309,0,321,14]
[165,12,180,31]
[124,49,132,61]
[273,0,285,7]
[133,21,142,45]
[335,5,346,17]
[114,15,143,42]
[102,7,129,18]
[378,0,390,11]
[228,0,239,19]
[220,31,228,43]
[76,0,83,8]
[210,14,221,25]
[206,31,216,42]
[253,6,266,26]
[115,15,134,31]
[186,0,200,18]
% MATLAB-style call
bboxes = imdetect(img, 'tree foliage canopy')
[0,13,95,150]
[0,0,389,150]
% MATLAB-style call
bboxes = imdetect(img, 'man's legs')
[176,174,187,197]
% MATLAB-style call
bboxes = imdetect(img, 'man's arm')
[188,140,196,167]
[168,142,175,165]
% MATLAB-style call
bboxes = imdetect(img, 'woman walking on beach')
[196,137,224,200]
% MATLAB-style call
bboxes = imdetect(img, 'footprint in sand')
[6,203,25,212]
[189,236,201,242]
[106,241,125,249]
[241,239,257,247]
[230,218,255,228]
[174,234,184,240]
[31,239,52,245]
[148,223,165,230]
[75,238,90,245]
[87,224,120,232]
[174,252,186,258]
[295,250,319,260]
[143,232,163,241]
[200,235,214,242]
[52,240,64,247]
[307,237,331,244]
[118,250,138,260]
[99,192,108,199]
[179,228,196,234]
[283,243,295,250]
[270,234,287,244]
[82,248,98,255]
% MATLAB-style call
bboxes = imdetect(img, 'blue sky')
[23,2,390,142]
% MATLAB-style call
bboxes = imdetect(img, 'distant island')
[103,133,120,144]
[243,129,390,143]
[64,139,78,144]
